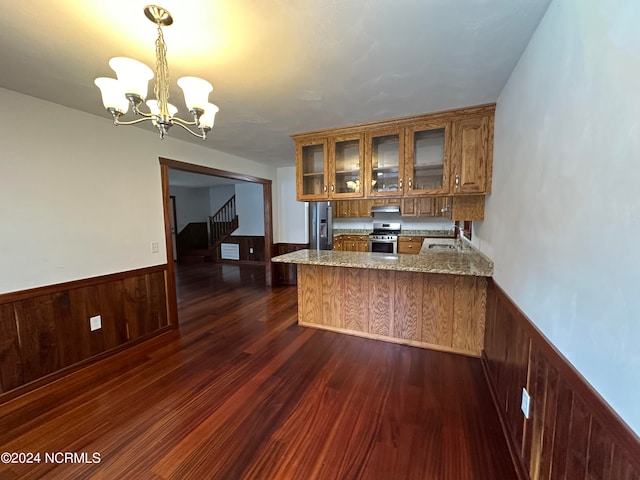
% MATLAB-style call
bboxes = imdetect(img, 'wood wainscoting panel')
[273,243,309,285]
[0,304,23,393]
[0,265,171,401]
[13,296,60,383]
[483,279,640,480]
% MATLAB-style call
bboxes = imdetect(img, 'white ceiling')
[0,0,551,168]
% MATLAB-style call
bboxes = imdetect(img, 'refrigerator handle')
[327,202,333,250]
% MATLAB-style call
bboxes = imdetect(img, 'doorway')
[159,158,274,325]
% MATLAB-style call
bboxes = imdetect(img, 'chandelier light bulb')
[109,57,154,101]
[177,76,213,112]
[146,99,178,117]
[199,103,220,129]
[94,77,129,114]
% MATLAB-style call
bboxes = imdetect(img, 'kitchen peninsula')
[272,240,493,357]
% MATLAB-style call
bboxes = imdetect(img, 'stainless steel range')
[368,222,401,254]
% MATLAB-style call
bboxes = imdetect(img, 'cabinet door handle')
[331,184,335,192]
[399,179,403,190]
[324,184,328,193]
[455,175,460,189]
[408,178,413,190]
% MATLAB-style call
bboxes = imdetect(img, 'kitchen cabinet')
[333,236,343,251]
[293,104,495,206]
[296,138,328,201]
[401,197,450,218]
[334,200,350,218]
[335,235,368,252]
[329,133,364,198]
[398,236,425,254]
[296,135,364,201]
[404,121,451,196]
[364,127,403,197]
[450,115,493,194]
[333,200,372,218]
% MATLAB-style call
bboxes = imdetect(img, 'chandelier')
[94,5,218,140]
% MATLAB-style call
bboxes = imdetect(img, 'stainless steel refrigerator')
[308,201,333,250]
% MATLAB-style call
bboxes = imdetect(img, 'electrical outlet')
[151,241,159,253]
[521,387,531,419]
[90,315,102,331]
[249,247,254,254]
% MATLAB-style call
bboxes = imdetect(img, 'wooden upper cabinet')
[293,104,495,201]
[450,115,493,194]
[296,138,329,201]
[364,127,404,197]
[404,121,450,196]
[329,133,364,199]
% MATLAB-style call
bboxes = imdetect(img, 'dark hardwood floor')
[0,262,516,479]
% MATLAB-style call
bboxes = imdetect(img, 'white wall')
[275,166,308,243]
[475,0,640,434]
[233,183,265,236]
[169,186,211,232]
[334,216,453,231]
[0,87,277,294]
[209,184,236,215]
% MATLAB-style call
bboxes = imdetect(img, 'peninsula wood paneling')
[393,271,422,341]
[296,265,486,356]
[483,279,640,480]
[343,267,368,332]
[422,273,454,346]
[321,266,344,329]
[297,265,323,328]
[0,266,171,400]
[368,269,395,337]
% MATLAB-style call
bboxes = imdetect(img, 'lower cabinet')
[335,235,368,251]
[398,236,425,254]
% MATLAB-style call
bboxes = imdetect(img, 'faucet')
[450,224,465,252]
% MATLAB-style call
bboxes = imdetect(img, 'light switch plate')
[90,315,102,331]
[521,387,531,419]
[151,241,159,254]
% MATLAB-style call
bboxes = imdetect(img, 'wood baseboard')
[483,278,640,478]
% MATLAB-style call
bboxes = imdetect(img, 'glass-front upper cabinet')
[329,133,363,198]
[364,128,404,197]
[296,138,328,200]
[404,122,451,195]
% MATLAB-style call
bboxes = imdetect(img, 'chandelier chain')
[154,22,170,117]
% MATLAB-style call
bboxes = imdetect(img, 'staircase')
[176,195,239,263]
[209,195,239,251]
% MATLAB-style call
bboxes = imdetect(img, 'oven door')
[368,238,398,254]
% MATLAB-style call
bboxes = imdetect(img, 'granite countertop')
[333,229,454,238]
[272,239,493,277]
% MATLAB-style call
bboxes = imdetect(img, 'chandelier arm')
[171,120,207,140]
[114,116,155,126]
[170,116,198,127]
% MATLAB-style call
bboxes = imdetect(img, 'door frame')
[159,158,274,324]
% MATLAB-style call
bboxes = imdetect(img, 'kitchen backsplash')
[334,214,454,231]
